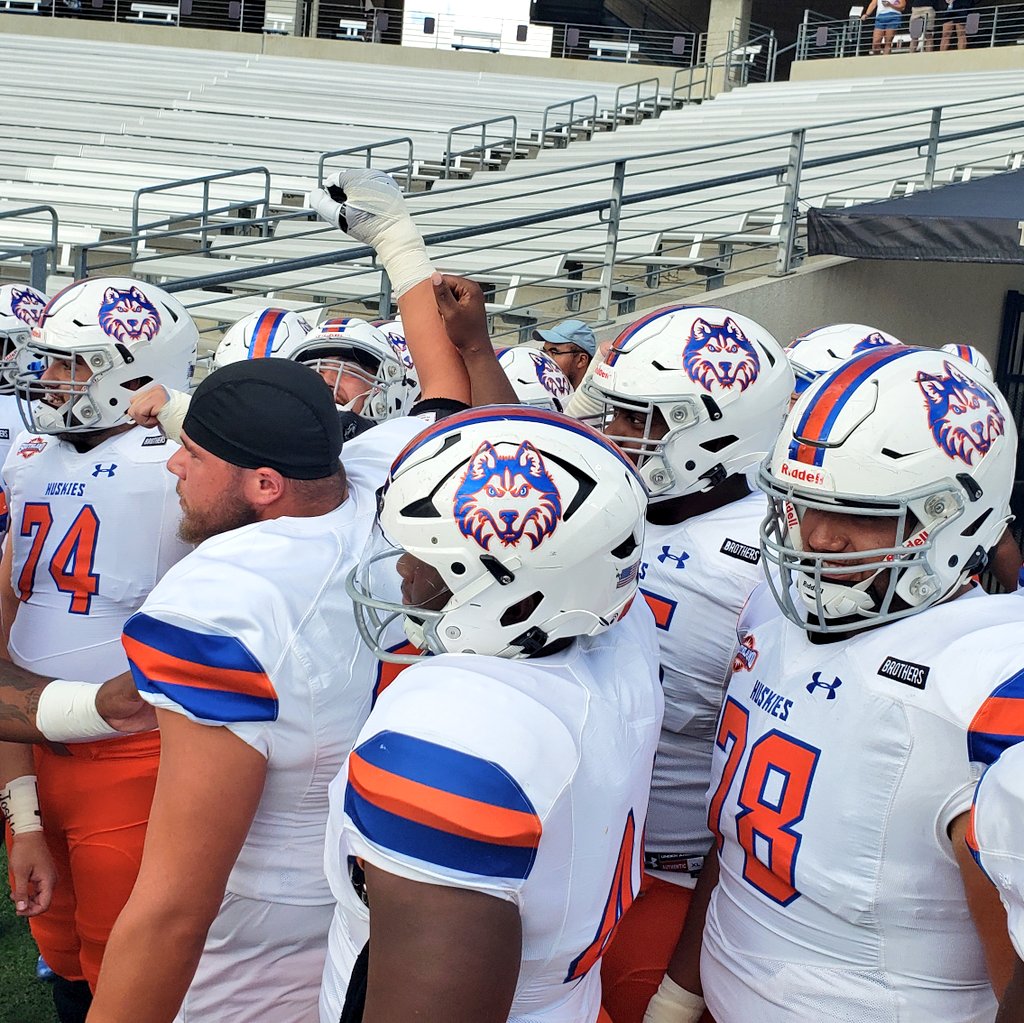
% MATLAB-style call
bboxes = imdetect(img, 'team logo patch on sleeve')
[732,634,758,672]
[344,730,542,880]
[877,656,929,690]
[720,538,761,564]
[453,440,562,551]
[17,437,47,459]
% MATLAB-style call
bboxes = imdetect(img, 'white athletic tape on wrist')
[36,680,121,743]
[308,170,433,299]
[156,389,190,443]
[0,775,42,835]
[642,975,706,1023]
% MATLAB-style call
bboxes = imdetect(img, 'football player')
[496,344,574,411]
[308,168,663,1023]
[585,304,792,1023]
[211,307,313,369]
[0,283,49,538]
[89,172,473,1023]
[648,346,1021,1023]
[784,322,903,406]
[0,277,196,1022]
[323,406,662,1023]
[967,741,1024,1021]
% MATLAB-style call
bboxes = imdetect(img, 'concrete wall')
[0,13,680,85]
[791,44,1024,81]
[599,256,1024,365]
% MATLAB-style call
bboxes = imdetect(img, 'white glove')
[643,975,706,1023]
[306,169,433,299]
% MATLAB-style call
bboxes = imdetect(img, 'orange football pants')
[600,872,694,1023]
[19,732,160,989]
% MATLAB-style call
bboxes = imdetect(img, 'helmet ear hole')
[500,591,543,628]
[611,533,639,559]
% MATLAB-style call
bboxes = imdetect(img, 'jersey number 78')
[707,697,820,906]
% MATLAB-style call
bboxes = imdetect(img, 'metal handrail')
[613,78,663,126]
[0,204,60,282]
[131,166,272,256]
[442,115,519,180]
[539,95,599,149]
[144,111,1024,298]
[317,138,416,192]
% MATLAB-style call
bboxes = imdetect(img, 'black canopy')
[807,170,1024,264]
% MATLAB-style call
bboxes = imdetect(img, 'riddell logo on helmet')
[593,362,613,382]
[779,461,829,487]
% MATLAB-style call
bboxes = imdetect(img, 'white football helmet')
[15,278,198,434]
[586,304,793,501]
[295,315,418,420]
[496,346,574,412]
[212,308,314,370]
[759,346,1016,635]
[786,323,904,397]
[348,406,648,661]
[0,284,48,395]
[941,343,994,381]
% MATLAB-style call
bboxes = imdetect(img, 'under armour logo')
[806,672,842,699]
[657,546,690,569]
[92,463,118,478]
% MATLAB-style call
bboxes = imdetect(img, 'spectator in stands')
[939,0,973,49]
[908,2,936,50]
[533,319,597,389]
[861,0,906,54]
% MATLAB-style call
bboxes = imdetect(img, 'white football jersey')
[320,601,664,1023]
[2,426,187,681]
[702,584,1024,1023]
[969,742,1024,961]
[0,395,25,538]
[125,416,424,907]
[640,492,767,886]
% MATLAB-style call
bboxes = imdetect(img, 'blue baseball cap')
[533,319,597,358]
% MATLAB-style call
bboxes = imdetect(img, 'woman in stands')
[861,0,906,54]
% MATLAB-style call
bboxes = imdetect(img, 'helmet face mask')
[14,279,197,435]
[347,407,648,662]
[298,318,418,421]
[759,346,1015,635]
[587,305,793,501]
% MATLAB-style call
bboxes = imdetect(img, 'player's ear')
[247,466,286,508]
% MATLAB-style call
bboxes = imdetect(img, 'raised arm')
[308,170,471,404]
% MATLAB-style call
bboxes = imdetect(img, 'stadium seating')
[2,29,1022,343]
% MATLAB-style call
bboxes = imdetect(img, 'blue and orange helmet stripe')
[788,347,917,467]
[247,309,288,359]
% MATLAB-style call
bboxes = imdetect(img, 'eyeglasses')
[542,344,585,359]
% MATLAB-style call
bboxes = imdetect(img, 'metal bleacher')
[2,29,1023,345]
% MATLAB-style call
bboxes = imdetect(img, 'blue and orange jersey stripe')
[965,797,985,871]
[967,667,1024,766]
[247,308,288,360]
[122,612,278,723]
[344,730,542,880]
[789,347,917,466]
[373,641,422,706]
[389,404,643,487]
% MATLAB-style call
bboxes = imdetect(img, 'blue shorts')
[875,11,903,27]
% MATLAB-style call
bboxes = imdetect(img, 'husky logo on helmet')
[531,351,572,400]
[917,360,1005,466]
[453,440,562,552]
[10,287,46,327]
[98,286,161,343]
[385,332,413,369]
[682,317,760,393]
[853,332,897,355]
